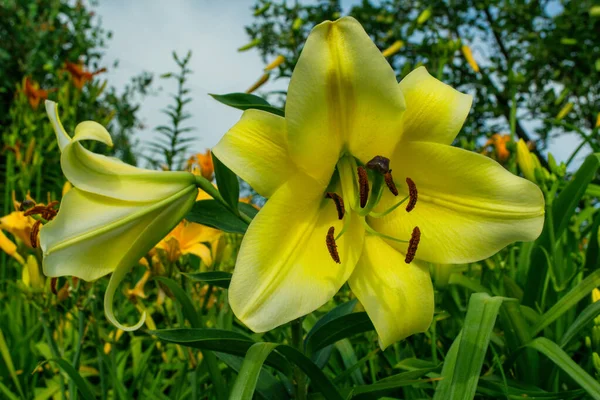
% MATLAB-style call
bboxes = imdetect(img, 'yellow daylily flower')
[0,211,36,248]
[40,100,199,331]
[155,220,221,266]
[213,17,545,348]
[0,230,24,264]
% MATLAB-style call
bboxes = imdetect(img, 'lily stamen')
[357,166,369,208]
[325,192,345,220]
[361,217,409,243]
[384,171,399,196]
[404,227,421,264]
[326,226,341,264]
[406,178,418,212]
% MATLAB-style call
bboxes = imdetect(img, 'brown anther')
[326,226,341,264]
[366,155,390,174]
[325,192,345,220]
[50,277,58,295]
[30,220,41,248]
[357,166,369,208]
[406,177,418,212]
[23,205,47,216]
[24,201,59,221]
[384,170,399,196]
[405,226,421,264]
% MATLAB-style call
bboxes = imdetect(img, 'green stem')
[70,308,86,400]
[291,319,307,400]
[41,313,66,400]
[194,175,252,224]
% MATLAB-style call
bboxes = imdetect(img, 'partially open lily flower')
[214,17,545,349]
[40,101,198,331]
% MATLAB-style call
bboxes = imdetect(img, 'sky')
[93,0,582,165]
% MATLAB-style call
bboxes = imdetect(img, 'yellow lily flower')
[213,17,545,348]
[40,101,199,331]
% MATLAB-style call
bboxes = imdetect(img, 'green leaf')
[304,312,374,354]
[527,337,600,399]
[433,331,462,400]
[560,300,600,347]
[212,153,240,214]
[0,329,24,399]
[214,352,290,400]
[0,382,20,400]
[531,268,600,335]
[525,153,600,305]
[229,343,279,400]
[183,271,232,289]
[238,202,260,220]
[584,211,600,272]
[49,358,95,400]
[186,200,248,234]
[154,276,201,328]
[552,153,600,237]
[433,293,506,400]
[210,93,284,116]
[305,300,357,352]
[351,368,439,399]
[150,329,343,399]
[149,328,290,374]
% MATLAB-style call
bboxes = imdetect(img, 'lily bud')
[40,101,198,331]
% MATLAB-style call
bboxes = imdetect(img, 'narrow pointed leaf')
[527,337,600,399]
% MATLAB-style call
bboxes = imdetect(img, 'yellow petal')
[348,235,433,349]
[228,172,364,332]
[0,230,24,264]
[40,185,197,330]
[186,243,213,266]
[398,67,472,145]
[285,16,405,185]
[45,101,195,201]
[0,211,34,246]
[213,109,297,198]
[370,141,545,263]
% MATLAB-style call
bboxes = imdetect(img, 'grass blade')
[531,269,600,336]
[527,337,600,399]
[433,293,506,400]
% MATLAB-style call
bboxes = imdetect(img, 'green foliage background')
[1,1,600,399]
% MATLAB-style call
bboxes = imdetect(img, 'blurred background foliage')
[1,0,600,399]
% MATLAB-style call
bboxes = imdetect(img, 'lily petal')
[45,100,195,201]
[370,141,545,263]
[286,16,405,185]
[212,109,296,198]
[40,186,197,330]
[398,67,472,145]
[348,235,433,349]
[228,172,364,332]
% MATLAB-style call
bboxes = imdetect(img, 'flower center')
[324,155,420,264]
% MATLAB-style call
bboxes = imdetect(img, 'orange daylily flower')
[482,133,511,162]
[64,61,107,89]
[22,77,55,109]
[187,150,214,180]
[155,220,221,266]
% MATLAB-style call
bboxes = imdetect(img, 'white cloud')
[94,0,276,162]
